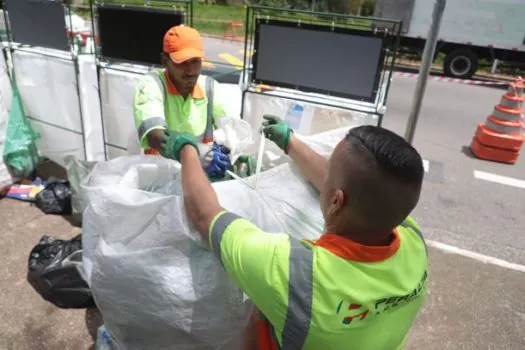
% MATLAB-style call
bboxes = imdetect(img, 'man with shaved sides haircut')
[325,126,424,243]
[177,114,428,349]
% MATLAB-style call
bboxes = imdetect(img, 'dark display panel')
[252,19,386,102]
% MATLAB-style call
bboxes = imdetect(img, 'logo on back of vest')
[336,302,369,325]
[337,270,428,325]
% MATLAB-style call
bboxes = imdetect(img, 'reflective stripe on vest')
[148,71,215,143]
[250,239,315,350]
[210,213,313,348]
[281,238,314,349]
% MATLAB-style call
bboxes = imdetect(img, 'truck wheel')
[443,49,478,79]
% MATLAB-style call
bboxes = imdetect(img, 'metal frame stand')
[89,0,193,160]
[239,5,403,128]
[2,2,89,161]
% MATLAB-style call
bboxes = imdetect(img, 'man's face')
[164,55,202,95]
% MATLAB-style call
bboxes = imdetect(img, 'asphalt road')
[385,77,525,264]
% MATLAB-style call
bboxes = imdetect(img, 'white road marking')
[423,159,430,173]
[473,170,525,189]
[427,240,525,273]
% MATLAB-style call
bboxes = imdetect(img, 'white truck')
[374,0,525,79]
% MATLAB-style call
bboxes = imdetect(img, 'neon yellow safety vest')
[133,69,226,149]
[209,213,428,349]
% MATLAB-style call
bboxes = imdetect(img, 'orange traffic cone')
[470,77,524,164]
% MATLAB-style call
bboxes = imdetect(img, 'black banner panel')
[97,5,184,65]
[4,0,69,51]
[252,20,386,102]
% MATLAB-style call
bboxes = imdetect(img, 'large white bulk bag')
[82,127,349,349]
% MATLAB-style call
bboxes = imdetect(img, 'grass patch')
[73,1,247,36]
[193,4,246,36]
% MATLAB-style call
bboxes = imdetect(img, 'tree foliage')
[212,0,377,15]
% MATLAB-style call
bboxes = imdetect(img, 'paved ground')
[0,199,101,350]
[408,247,525,350]
[383,78,525,265]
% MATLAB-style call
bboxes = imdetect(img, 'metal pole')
[491,59,499,74]
[67,4,89,161]
[90,0,109,160]
[404,0,446,143]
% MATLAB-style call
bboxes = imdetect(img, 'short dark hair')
[346,126,424,185]
[342,125,424,230]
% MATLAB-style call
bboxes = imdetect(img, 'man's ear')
[328,189,345,216]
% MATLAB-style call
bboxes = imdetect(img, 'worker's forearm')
[180,145,222,243]
[287,135,328,192]
[146,129,165,151]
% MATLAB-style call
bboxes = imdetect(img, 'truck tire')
[443,49,478,79]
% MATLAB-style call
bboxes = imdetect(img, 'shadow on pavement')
[85,307,103,342]
[461,145,477,159]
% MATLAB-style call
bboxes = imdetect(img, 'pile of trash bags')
[81,127,348,349]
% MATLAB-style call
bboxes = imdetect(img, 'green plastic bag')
[2,75,41,180]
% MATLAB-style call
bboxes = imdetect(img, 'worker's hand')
[261,115,292,153]
[160,130,199,162]
[233,155,256,178]
[205,143,231,179]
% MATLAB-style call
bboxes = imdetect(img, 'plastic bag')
[96,326,114,350]
[65,156,98,225]
[2,74,41,180]
[35,177,72,215]
[81,127,349,350]
[27,234,95,309]
[214,117,253,164]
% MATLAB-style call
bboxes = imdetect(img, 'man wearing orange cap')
[134,25,243,179]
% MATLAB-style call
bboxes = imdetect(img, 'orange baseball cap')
[163,25,204,64]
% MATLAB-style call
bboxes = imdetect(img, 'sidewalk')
[407,247,525,349]
[1,196,524,349]
[0,198,99,350]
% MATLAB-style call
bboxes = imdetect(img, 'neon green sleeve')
[209,211,290,330]
[133,74,167,149]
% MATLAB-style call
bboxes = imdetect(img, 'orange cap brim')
[169,48,204,64]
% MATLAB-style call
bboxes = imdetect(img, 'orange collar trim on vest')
[305,231,401,263]
[163,70,205,99]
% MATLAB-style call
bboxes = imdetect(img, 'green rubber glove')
[234,155,257,178]
[261,115,292,153]
[160,130,199,162]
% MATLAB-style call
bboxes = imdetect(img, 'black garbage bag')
[27,234,95,309]
[35,177,72,215]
